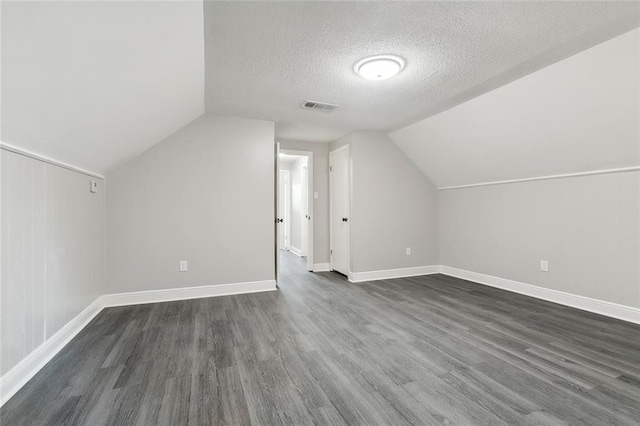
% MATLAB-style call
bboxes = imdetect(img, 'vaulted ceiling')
[203,1,639,143]
[1,1,638,176]
[390,28,639,188]
[1,1,204,174]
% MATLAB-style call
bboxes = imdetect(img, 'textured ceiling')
[204,1,639,143]
[390,28,639,188]
[1,1,204,174]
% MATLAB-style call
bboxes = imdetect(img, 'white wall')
[1,1,204,174]
[391,28,639,188]
[107,115,275,293]
[279,140,330,265]
[1,149,104,376]
[331,132,439,273]
[439,171,639,308]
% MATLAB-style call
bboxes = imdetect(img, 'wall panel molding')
[438,166,640,190]
[0,143,104,179]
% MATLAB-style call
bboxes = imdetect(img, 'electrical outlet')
[180,260,188,272]
[540,260,549,272]
[406,248,411,256]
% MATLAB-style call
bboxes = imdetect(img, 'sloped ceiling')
[390,28,640,188]
[1,1,205,174]
[203,1,639,143]
[2,1,638,179]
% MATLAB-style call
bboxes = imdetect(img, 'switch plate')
[180,260,188,272]
[90,180,98,193]
[540,260,549,272]
[406,248,411,256]
[314,191,319,199]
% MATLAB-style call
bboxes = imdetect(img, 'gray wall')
[107,115,275,293]
[438,171,640,308]
[1,149,104,375]
[330,132,439,273]
[279,140,330,265]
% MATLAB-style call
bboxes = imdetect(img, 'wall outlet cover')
[540,260,549,272]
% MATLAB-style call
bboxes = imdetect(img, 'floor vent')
[301,100,339,112]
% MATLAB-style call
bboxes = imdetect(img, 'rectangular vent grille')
[301,100,339,112]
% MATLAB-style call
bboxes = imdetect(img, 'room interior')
[1,1,639,424]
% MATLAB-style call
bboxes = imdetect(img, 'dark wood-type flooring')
[2,251,640,425]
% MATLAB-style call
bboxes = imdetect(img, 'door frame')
[277,148,314,272]
[279,169,291,250]
[275,142,280,283]
[329,144,351,276]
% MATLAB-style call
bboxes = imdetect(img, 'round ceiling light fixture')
[354,55,405,81]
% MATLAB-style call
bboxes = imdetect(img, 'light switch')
[314,191,319,199]
[90,180,98,193]
[540,260,549,272]
[180,260,188,272]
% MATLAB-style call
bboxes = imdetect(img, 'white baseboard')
[289,246,302,257]
[439,266,640,324]
[101,280,277,307]
[349,265,440,283]
[313,263,331,272]
[0,279,277,407]
[0,297,105,406]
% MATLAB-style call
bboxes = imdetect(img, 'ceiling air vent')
[301,100,339,112]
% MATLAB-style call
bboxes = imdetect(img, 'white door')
[330,146,350,275]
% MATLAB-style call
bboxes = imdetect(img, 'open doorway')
[276,149,314,278]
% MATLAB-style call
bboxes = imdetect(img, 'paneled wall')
[0,149,104,376]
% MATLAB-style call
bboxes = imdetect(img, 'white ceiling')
[390,28,640,188]
[203,1,639,143]
[1,1,204,174]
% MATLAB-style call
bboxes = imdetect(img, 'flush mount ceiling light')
[354,55,405,81]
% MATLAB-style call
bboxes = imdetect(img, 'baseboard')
[0,297,105,406]
[101,280,277,307]
[349,265,440,283]
[289,246,302,257]
[313,263,331,272]
[439,266,640,324]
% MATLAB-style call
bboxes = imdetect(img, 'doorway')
[276,149,314,278]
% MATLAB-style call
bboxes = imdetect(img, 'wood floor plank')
[1,250,639,425]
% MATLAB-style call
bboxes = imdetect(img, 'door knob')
[342,217,348,222]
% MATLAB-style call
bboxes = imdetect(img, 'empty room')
[1,1,639,425]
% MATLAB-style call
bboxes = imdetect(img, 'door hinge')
[330,166,332,172]
[330,249,333,255]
